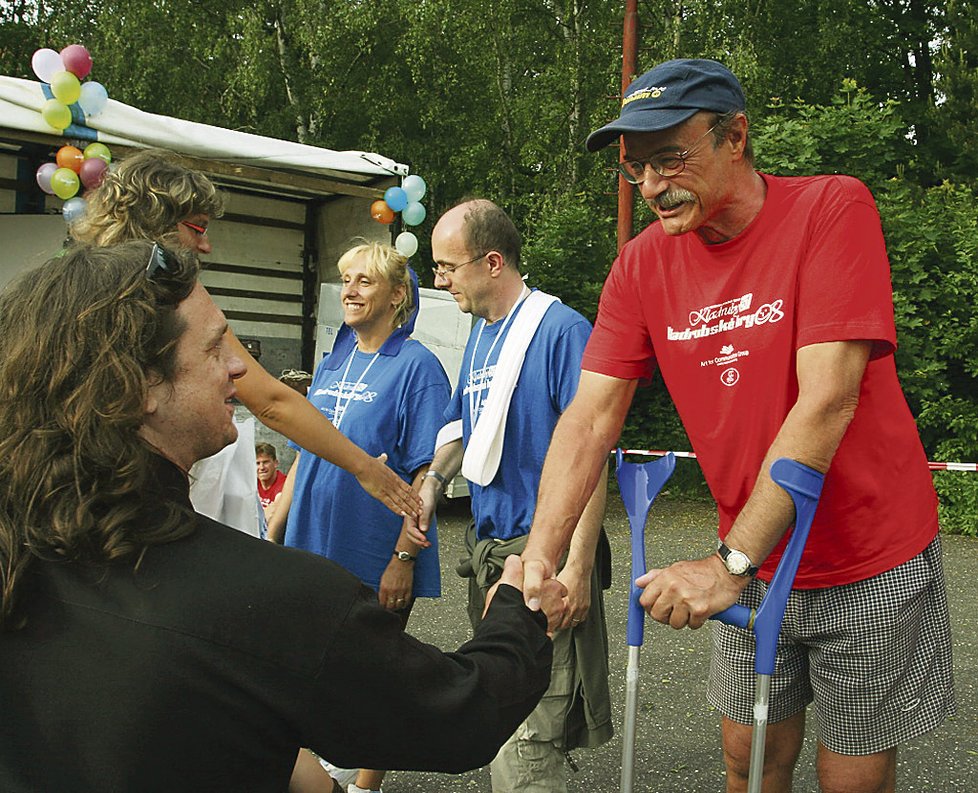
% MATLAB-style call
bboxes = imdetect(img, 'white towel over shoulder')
[460,290,560,486]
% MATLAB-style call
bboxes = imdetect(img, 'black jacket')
[0,457,551,792]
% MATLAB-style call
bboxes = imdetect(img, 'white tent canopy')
[0,75,408,185]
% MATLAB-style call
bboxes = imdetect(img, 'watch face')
[726,550,751,575]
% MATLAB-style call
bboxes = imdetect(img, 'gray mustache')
[656,189,696,210]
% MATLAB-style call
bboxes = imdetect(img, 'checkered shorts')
[707,537,956,755]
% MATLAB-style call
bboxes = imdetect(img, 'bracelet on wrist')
[423,469,447,488]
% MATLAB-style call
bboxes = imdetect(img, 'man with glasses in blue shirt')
[411,199,613,793]
[521,59,954,793]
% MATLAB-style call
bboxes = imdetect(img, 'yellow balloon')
[50,71,82,105]
[51,167,80,200]
[41,99,72,131]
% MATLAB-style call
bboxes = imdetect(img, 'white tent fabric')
[0,75,408,180]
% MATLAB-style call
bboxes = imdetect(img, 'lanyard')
[333,345,380,430]
[467,285,530,429]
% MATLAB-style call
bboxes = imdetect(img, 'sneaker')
[318,760,359,788]
[347,785,382,793]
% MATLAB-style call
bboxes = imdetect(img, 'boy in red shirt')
[256,442,287,522]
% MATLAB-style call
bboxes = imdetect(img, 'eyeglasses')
[181,220,208,236]
[618,122,719,184]
[431,251,487,279]
[146,242,177,279]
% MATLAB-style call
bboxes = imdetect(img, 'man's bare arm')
[405,438,464,547]
[552,462,609,631]
[638,339,872,629]
[522,372,637,608]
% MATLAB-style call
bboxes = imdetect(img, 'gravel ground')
[376,493,977,793]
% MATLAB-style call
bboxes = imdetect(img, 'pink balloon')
[79,157,108,190]
[60,44,93,79]
[36,162,58,194]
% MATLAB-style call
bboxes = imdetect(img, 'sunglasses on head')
[145,243,179,280]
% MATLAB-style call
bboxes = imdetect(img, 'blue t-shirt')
[445,295,591,541]
[285,339,450,597]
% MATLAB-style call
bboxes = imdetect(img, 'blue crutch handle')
[711,458,824,675]
[616,450,676,648]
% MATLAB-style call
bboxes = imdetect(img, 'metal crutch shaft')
[712,458,824,793]
[616,450,676,793]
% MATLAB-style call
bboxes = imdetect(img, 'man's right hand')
[488,555,567,634]
[404,478,440,547]
[515,552,566,633]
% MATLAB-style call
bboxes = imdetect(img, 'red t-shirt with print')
[583,173,938,588]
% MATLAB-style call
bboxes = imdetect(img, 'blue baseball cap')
[585,59,745,152]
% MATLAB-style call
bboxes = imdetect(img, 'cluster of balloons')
[32,44,109,132]
[370,174,427,258]
[30,43,112,223]
[35,142,112,222]
[36,143,112,223]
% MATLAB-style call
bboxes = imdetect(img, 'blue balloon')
[402,174,427,203]
[62,196,87,224]
[78,81,108,117]
[384,186,408,212]
[402,201,427,226]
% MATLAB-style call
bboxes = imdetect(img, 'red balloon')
[79,157,108,189]
[56,145,84,173]
[370,199,395,224]
[60,44,93,79]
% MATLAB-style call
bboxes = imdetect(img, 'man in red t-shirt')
[521,59,954,793]
[256,442,287,522]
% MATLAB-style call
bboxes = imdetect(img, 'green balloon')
[41,99,72,131]
[83,142,112,164]
[51,167,80,200]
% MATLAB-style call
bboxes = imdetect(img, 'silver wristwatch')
[393,550,417,562]
[717,541,758,577]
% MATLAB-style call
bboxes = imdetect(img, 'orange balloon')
[56,145,85,173]
[370,199,395,224]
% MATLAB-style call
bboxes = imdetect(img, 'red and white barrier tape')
[619,449,977,473]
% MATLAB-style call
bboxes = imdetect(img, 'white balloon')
[31,48,65,83]
[395,231,419,258]
[402,174,427,204]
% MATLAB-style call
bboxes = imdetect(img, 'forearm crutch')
[615,449,676,793]
[711,458,824,793]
